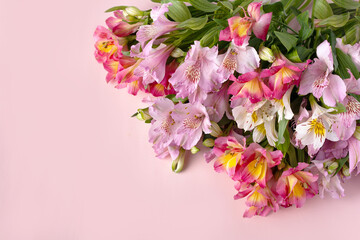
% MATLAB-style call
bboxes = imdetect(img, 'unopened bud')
[353,126,360,141]
[210,121,223,137]
[136,108,152,121]
[342,165,350,177]
[191,146,200,154]
[125,6,143,18]
[172,148,186,173]
[259,45,275,63]
[203,138,215,148]
[171,48,185,58]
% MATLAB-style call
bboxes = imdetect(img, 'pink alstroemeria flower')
[171,102,211,150]
[208,135,247,178]
[217,42,260,79]
[228,71,272,104]
[233,143,283,188]
[136,3,178,53]
[348,136,360,174]
[169,41,225,103]
[115,57,145,95]
[106,10,142,37]
[219,2,272,46]
[134,44,175,85]
[299,40,347,107]
[94,26,122,63]
[203,83,231,122]
[145,60,178,97]
[276,163,319,208]
[261,52,310,99]
[234,184,279,218]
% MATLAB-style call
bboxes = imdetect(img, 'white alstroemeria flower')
[274,86,294,122]
[295,97,339,152]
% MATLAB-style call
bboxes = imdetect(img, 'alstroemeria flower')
[171,102,211,150]
[233,143,283,187]
[115,58,145,95]
[203,83,231,122]
[106,10,142,37]
[228,71,272,104]
[299,40,347,107]
[149,98,179,152]
[295,98,339,153]
[94,26,123,63]
[217,42,260,79]
[348,136,360,174]
[136,3,177,53]
[209,135,247,178]
[336,38,360,71]
[134,44,175,85]
[219,2,272,46]
[261,53,310,99]
[311,159,345,199]
[103,59,121,83]
[169,41,225,103]
[276,163,319,208]
[145,60,178,97]
[234,184,279,218]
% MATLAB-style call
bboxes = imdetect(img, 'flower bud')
[191,146,200,154]
[327,161,339,175]
[203,138,215,148]
[353,126,360,141]
[172,148,186,173]
[210,121,223,137]
[125,6,143,18]
[136,108,152,121]
[259,45,275,63]
[171,48,186,58]
[342,165,350,177]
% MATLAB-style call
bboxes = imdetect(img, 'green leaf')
[327,30,339,70]
[333,155,349,176]
[334,102,347,113]
[345,23,360,45]
[296,11,313,41]
[213,18,228,28]
[277,128,290,155]
[167,0,191,22]
[105,6,127,13]
[278,118,289,144]
[274,31,298,51]
[219,1,233,11]
[263,2,284,16]
[317,12,350,28]
[187,0,221,12]
[336,48,360,79]
[288,144,298,167]
[177,16,208,30]
[314,0,333,19]
[332,0,360,10]
[296,46,314,61]
[200,26,222,47]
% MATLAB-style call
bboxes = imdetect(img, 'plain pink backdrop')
[1,0,360,239]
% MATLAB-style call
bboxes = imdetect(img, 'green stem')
[272,19,299,34]
[311,0,317,24]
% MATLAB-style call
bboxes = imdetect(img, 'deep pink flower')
[106,10,142,37]
[276,163,318,208]
[169,41,225,103]
[93,26,122,63]
[299,40,347,107]
[233,143,283,188]
[219,2,272,46]
[228,71,272,104]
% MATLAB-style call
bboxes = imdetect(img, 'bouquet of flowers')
[94,0,360,217]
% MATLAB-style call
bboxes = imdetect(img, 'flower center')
[309,118,326,137]
[183,114,203,129]
[161,115,175,134]
[223,49,238,72]
[185,62,201,83]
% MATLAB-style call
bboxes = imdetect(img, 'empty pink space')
[1,0,360,239]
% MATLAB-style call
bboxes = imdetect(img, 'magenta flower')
[93,26,122,63]
[169,41,225,103]
[219,2,272,46]
[106,10,142,37]
[298,40,347,107]
[134,44,175,85]
[136,3,177,52]
[234,184,279,218]
[171,102,211,150]
[261,53,310,99]
[228,71,272,104]
[217,43,260,79]
[276,163,318,208]
[233,143,283,188]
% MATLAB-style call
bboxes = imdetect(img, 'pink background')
[1,0,360,239]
